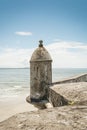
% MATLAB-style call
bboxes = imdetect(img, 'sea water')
[0,68,87,99]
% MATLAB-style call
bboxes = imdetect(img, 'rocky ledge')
[49,82,87,107]
[0,105,87,130]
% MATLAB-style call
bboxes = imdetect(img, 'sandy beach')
[0,94,38,122]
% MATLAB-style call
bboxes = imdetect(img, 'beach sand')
[0,94,38,122]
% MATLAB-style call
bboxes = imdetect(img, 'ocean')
[0,68,87,100]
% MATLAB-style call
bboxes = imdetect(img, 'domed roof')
[30,40,52,62]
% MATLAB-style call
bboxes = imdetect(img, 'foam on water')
[13,85,23,89]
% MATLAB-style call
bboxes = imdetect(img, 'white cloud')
[15,31,32,36]
[46,41,87,68]
[0,48,34,68]
[0,40,87,68]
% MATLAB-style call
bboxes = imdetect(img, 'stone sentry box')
[28,40,52,103]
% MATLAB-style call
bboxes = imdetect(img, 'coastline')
[0,72,87,122]
[0,94,38,122]
[0,73,87,129]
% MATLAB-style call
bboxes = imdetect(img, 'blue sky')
[0,0,87,68]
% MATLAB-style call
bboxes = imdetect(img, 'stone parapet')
[49,82,87,107]
[52,73,87,85]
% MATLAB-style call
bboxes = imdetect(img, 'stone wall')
[48,73,87,107]
[52,73,87,85]
[48,87,68,107]
[1,105,87,130]
[30,61,52,100]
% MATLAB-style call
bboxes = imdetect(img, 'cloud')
[46,40,87,68]
[0,48,34,68]
[15,31,32,36]
[0,40,87,68]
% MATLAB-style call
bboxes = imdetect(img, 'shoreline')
[0,94,38,122]
[0,73,87,123]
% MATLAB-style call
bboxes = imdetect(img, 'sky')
[0,0,87,68]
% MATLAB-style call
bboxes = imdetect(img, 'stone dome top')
[30,40,52,62]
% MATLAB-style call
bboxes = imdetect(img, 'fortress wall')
[52,73,87,85]
[48,87,68,107]
[48,74,87,107]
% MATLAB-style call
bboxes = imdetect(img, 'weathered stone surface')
[26,96,49,109]
[48,88,68,107]
[30,40,52,62]
[0,105,87,130]
[29,41,52,102]
[52,73,87,85]
[49,82,87,107]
